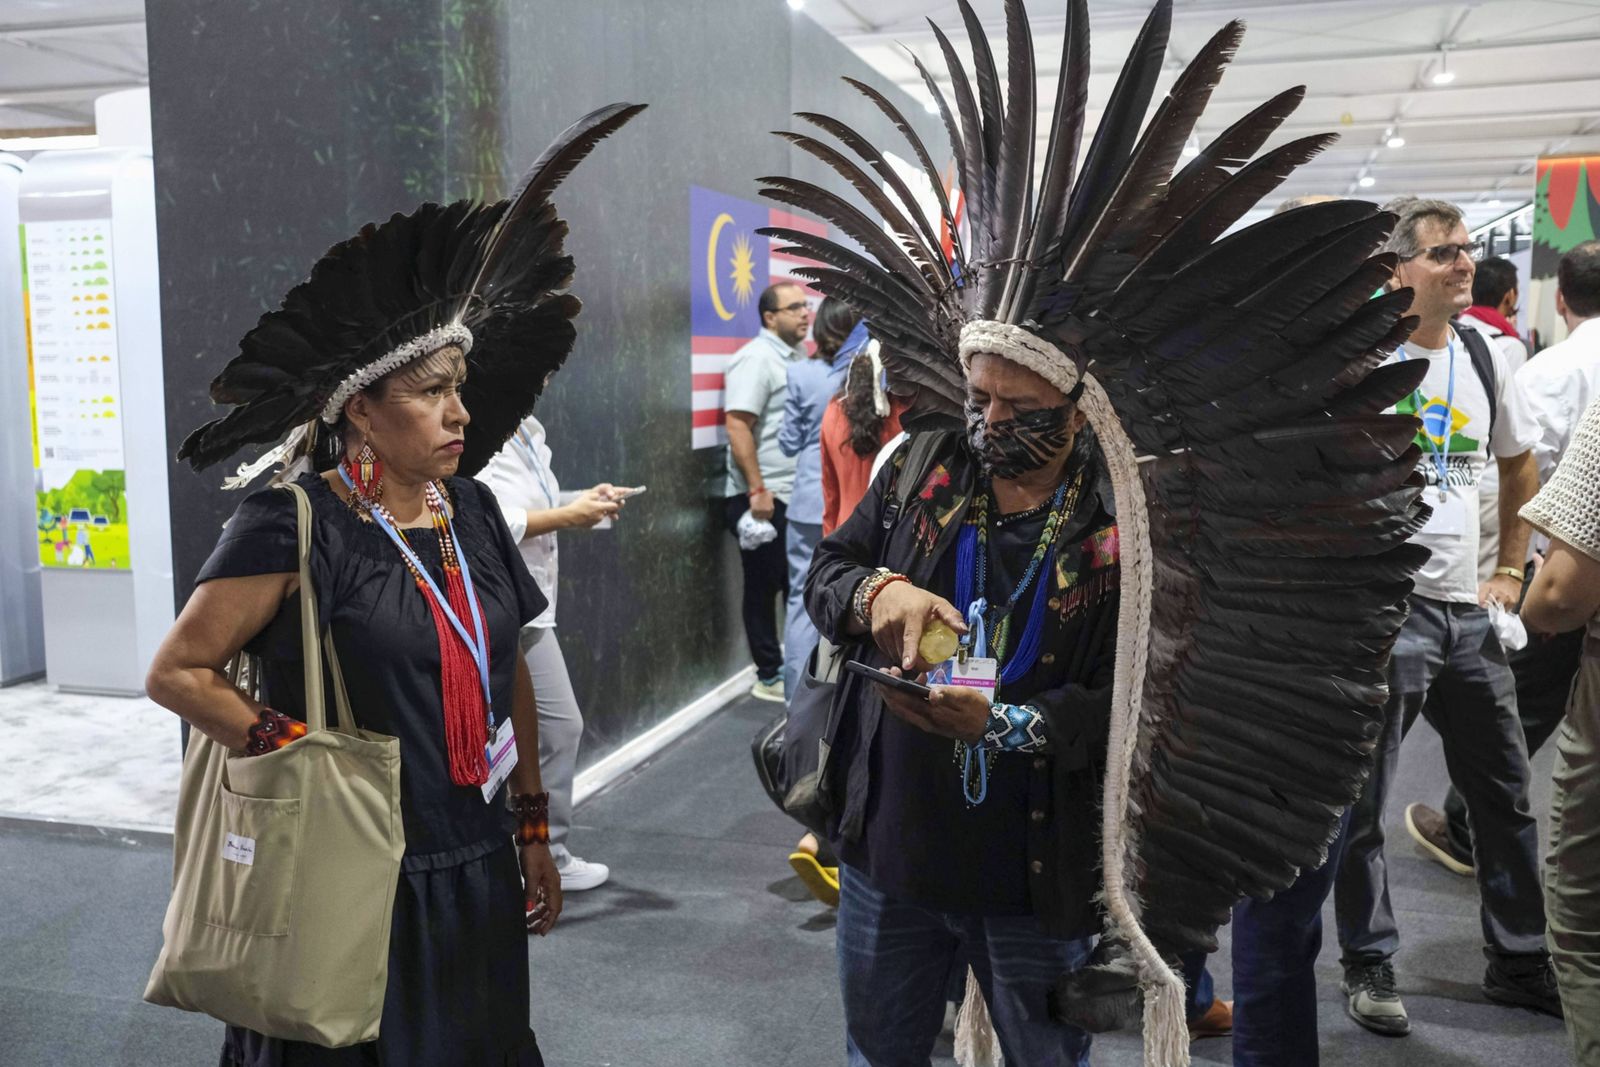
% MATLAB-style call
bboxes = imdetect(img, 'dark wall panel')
[147,0,941,767]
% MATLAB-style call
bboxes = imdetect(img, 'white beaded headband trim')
[318,323,475,424]
[958,320,1080,398]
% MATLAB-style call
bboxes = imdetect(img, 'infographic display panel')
[20,218,130,569]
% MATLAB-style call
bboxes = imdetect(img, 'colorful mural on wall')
[1532,155,1600,274]
[1528,154,1600,349]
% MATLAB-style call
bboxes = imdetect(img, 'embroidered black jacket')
[804,429,1119,935]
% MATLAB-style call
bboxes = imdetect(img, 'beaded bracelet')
[243,709,307,756]
[863,573,910,622]
[981,702,1048,753]
[853,569,910,629]
[508,791,551,846]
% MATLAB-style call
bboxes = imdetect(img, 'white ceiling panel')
[801,0,1600,219]
[0,2,145,131]
[1,0,1595,224]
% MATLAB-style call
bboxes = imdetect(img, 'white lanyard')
[511,427,557,508]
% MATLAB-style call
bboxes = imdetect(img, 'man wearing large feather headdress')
[772,0,1434,1063]
[806,335,1119,1065]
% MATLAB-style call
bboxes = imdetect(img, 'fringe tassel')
[1141,970,1190,1067]
[434,567,490,786]
[953,968,1003,1067]
[222,424,308,491]
[867,340,891,417]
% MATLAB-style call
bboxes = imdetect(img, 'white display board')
[19,139,172,694]
[22,218,131,568]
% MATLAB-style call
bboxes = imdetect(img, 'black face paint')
[966,402,1075,479]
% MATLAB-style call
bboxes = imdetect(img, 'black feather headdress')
[178,102,647,485]
[756,3,1428,1063]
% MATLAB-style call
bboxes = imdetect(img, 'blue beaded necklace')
[951,467,1082,804]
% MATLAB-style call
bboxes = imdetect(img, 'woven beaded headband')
[317,323,476,425]
[958,320,1082,400]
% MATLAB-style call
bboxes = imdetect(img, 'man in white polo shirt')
[723,283,811,702]
[1333,197,1560,1035]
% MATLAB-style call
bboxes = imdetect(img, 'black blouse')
[196,472,547,866]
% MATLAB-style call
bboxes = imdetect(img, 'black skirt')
[220,841,543,1067]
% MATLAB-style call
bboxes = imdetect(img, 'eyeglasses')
[1404,240,1483,265]
[777,301,809,314]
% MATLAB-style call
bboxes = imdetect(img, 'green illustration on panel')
[37,469,131,569]
[1532,157,1600,279]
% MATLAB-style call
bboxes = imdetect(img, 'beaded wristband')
[508,791,551,846]
[853,569,909,629]
[243,709,308,756]
[981,702,1048,753]
[855,570,894,626]
[863,573,910,622]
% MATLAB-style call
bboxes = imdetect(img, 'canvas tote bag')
[145,481,406,1046]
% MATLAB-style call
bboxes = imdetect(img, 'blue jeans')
[836,865,1093,1066]
[1182,953,1214,1023]
[783,519,823,701]
[1230,808,1353,1067]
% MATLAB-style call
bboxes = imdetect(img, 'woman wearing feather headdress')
[143,103,644,1066]
[769,0,1432,1063]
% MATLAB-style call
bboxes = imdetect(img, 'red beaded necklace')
[344,462,492,787]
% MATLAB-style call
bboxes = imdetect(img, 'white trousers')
[518,625,583,854]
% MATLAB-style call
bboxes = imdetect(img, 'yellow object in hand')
[919,619,961,665]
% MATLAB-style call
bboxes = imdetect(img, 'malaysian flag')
[690,185,825,449]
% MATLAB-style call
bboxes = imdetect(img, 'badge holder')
[935,599,1001,805]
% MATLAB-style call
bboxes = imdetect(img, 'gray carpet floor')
[0,695,1572,1066]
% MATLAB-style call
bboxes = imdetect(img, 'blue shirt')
[778,349,852,525]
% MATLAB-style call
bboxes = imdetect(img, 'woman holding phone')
[479,412,634,892]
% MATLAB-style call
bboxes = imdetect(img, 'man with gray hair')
[1333,196,1560,1034]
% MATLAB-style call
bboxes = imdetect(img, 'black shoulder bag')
[751,432,950,834]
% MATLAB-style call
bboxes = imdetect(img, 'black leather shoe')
[1483,954,1564,1018]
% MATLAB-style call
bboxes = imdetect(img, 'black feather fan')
[179,102,646,483]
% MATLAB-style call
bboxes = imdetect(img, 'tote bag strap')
[277,482,356,735]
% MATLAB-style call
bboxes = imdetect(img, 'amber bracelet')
[243,708,307,756]
[508,791,550,846]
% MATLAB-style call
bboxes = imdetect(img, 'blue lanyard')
[953,483,1065,686]
[511,427,557,509]
[1397,335,1455,501]
[949,481,1066,806]
[960,597,992,805]
[338,468,494,728]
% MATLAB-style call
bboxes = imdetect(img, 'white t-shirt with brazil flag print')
[1382,326,1540,604]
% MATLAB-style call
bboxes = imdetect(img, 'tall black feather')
[458,101,647,309]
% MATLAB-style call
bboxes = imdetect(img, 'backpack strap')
[1456,324,1499,440]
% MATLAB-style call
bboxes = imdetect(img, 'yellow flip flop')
[788,851,841,907]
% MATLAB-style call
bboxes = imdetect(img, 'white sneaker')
[556,852,610,891]
[750,676,786,703]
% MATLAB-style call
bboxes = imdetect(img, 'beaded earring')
[345,442,383,501]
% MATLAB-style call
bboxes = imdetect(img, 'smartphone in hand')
[844,660,932,700]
